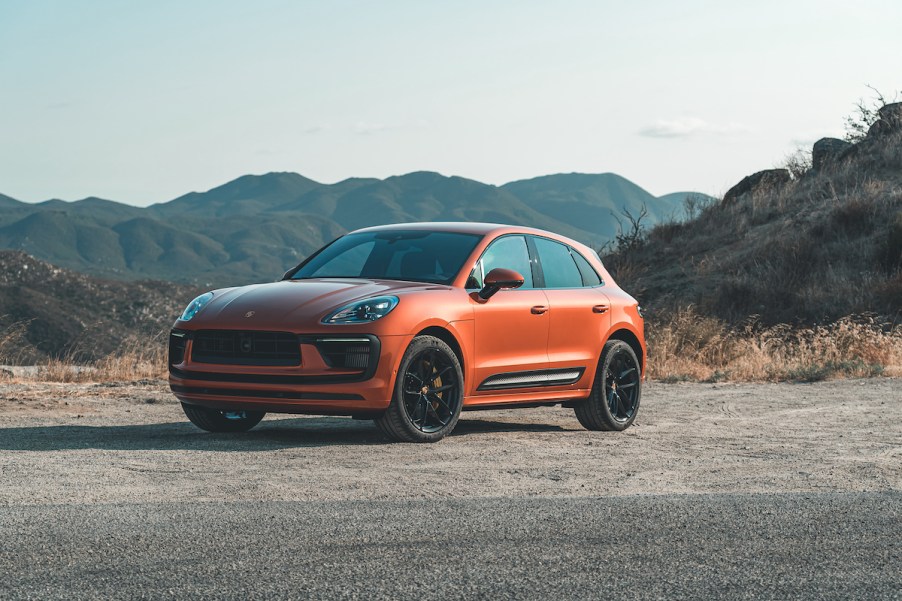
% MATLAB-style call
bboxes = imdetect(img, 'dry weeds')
[647,307,902,382]
[1,329,168,384]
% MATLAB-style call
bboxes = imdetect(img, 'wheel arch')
[605,327,645,374]
[415,325,466,375]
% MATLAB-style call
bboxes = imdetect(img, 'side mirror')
[479,268,525,299]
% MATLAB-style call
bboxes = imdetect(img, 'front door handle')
[592,304,610,314]
[531,305,548,315]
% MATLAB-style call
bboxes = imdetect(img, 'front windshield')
[290,230,483,285]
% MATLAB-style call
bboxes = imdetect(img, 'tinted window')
[306,239,374,279]
[571,249,602,286]
[292,230,482,285]
[534,237,583,288]
[470,235,533,289]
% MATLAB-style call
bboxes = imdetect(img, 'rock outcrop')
[723,169,791,205]
[812,137,852,171]
[867,102,902,137]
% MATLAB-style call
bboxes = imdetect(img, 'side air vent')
[169,330,188,365]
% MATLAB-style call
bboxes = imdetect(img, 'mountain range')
[0,172,710,285]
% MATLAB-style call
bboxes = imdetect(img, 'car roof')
[351,221,570,240]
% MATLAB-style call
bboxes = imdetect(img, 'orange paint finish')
[169,222,646,418]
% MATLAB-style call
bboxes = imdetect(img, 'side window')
[571,249,602,286]
[470,235,533,289]
[534,237,583,288]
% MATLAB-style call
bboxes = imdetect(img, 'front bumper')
[168,329,409,415]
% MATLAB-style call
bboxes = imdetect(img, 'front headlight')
[180,292,214,321]
[323,296,399,324]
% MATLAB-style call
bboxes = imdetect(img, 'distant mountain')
[150,172,321,219]
[0,193,25,209]
[0,172,712,285]
[502,173,697,241]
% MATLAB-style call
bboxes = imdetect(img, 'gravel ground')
[0,377,899,599]
[0,378,899,504]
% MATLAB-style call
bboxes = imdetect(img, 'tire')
[574,340,641,431]
[375,335,464,442]
[181,403,265,433]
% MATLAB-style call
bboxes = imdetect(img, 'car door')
[468,235,551,395]
[531,236,611,382]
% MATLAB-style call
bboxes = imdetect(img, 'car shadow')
[0,416,569,451]
[452,419,568,435]
[0,417,384,451]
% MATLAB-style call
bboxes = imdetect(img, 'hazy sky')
[2,0,900,206]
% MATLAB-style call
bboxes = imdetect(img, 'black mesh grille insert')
[316,339,372,370]
[191,330,301,366]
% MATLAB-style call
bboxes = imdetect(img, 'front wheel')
[375,335,464,442]
[574,340,641,431]
[181,403,266,433]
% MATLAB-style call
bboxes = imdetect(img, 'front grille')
[316,338,373,370]
[191,330,301,366]
[169,331,188,365]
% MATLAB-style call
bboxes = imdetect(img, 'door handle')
[592,304,609,314]
[531,305,548,315]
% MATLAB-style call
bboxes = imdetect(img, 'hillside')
[606,103,902,326]
[0,251,200,361]
[0,172,708,286]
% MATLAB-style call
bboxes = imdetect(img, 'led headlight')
[180,292,214,321]
[323,296,398,324]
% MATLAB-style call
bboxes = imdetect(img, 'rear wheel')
[181,403,265,433]
[575,340,641,431]
[375,335,463,442]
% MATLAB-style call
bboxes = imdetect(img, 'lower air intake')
[316,338,373,370]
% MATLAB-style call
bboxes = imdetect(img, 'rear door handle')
[592,304,609,314]
[531,305,548,315]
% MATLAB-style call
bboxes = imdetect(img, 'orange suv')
[169,222,645,442]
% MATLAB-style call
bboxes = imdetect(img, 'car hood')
[183,278,440,330]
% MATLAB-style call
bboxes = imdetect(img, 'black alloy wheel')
[375,335,463,442]
[575,340,641,431]
[181,403,266,433]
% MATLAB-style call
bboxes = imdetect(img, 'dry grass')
[1,329,167,383]
[647,307,902,382]
[0,319,31,365]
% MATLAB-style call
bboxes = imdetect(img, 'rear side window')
[533,237,583,288]
[571,250,602,286]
